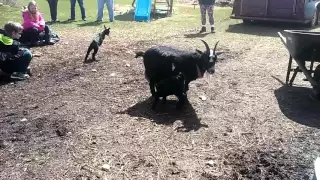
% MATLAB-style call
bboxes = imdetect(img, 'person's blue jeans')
[97,0,114,21]
[70,0,86,20]
[0,49,33,74]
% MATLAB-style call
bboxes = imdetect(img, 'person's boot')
[199,26,206,33]
[211,27,215,33]
[45,34,54,45]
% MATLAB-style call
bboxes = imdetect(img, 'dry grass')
[1,3,320,180]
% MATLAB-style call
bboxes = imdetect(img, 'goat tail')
[135,51,145,58]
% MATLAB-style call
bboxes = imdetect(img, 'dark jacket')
[0,29,21,62]
[199,0,215,5]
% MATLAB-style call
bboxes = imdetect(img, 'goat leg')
[176,93,186,110]
[149,81,156,97]
[182,81,190,98]
[84,45,93,62]
[92,46,99,61]
[152,96,159,110]
[185,81,190,92]
[162,96,167,104]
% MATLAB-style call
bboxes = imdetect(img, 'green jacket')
[0,29,21,62]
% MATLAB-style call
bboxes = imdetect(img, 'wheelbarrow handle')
[277,32,287,46]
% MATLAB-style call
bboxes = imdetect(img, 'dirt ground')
[1,20,320,180]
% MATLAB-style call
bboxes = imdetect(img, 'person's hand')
[21,6,27,11]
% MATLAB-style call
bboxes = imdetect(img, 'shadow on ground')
[184,32,211,38]
[226,21,312,37]
[118,97,208,132]
[0,74,12,86]
[46,19,86,25]
[274,84,320,129]
[115,11,135,21]
[114,9,171,22]
[77,21,105,27]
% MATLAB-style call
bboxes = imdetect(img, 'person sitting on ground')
[0,22,33,80]
[20,0,54,46]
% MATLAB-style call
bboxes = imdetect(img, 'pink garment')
[22,10,45,31]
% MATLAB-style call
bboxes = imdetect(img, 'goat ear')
[196,49,203,54]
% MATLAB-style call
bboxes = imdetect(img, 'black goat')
[135,40,220,97]
[152,72,187,110]
[84,25,110,63]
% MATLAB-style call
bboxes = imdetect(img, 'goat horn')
[200,40,210,54]
[213,41,219,53]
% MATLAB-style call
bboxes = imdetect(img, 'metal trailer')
[231,0,320,27]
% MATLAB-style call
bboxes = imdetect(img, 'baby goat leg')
[92,46,99,61]
[84,46,92,62]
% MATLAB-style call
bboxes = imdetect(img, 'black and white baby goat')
[152,72,187,110]
[84,25,110,63]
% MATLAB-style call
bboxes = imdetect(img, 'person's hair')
[27,0,37,11]
[4,21,23,35]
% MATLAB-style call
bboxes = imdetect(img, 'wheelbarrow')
[278,30,320,99]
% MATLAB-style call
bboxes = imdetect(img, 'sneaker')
[211,27,215,33]
[199,26,206,33]
[52,19,60,23]
[68,18,75,21]
[31,41,41,47]
[45,40,55,45]
[96,19,102,22]
[82,18,86,21]
[10,72,30,80]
